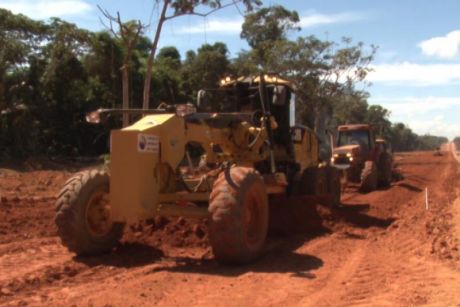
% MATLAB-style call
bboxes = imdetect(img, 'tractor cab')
[197,75,295,127]
[193,75,301,161]
[332,124,374,169]
[337,127,372,152]
[331,124,393,191]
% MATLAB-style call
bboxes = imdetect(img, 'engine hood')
[333,144,361,155]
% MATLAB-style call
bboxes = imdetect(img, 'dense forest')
[0,6,448,159]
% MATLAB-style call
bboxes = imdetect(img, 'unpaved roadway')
[0,150,460,306]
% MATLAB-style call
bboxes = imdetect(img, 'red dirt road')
[0,150,459,306]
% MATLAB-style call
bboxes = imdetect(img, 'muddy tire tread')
[208,167,268,264]
[55,170,124,256]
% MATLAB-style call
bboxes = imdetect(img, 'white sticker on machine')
[137,134,159,153]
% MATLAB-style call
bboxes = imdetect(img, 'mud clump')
[123,217,209,250]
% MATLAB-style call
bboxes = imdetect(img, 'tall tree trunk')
[110,40,117,108]
[122,66,129,127]
[142,0,169,110]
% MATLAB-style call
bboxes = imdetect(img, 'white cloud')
[371,96,460,114]
[403,118,460,139]
[419,30,460,59]
[368,62,460,86]
[176,11,366,35]
[300,11,366,28]
[369,96,460,139]
[0,0,92,19]
[177,17,244,34]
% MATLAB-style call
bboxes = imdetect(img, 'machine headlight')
[333,153,339,158]
[346,152,352,157]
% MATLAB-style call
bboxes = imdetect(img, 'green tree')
[181,42,231,103]
[453,137,460,150]
[151,46,183,105]
[83,31,124,109]
[365,104,392,137]
[142,0,261,110]
[238,6,375,134]
[0,9,48,109]
[240,5,299,67]
[99,7,145,126]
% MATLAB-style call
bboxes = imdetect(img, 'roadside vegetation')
[0,6,447,159]
[453,137,460,150]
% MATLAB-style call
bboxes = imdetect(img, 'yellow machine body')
[110,114,178,222]
[110,115,321,223]
[109,75,327,224]
[110,112,271,223]
[54,75,340,264]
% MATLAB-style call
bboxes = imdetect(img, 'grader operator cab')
[55,75,340,264]
[331,124,393,192]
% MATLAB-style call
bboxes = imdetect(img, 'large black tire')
[360,161,378,192]
[55,170,125,256]
[292,168,327,196]
[208,167,268,264]
[346,165,361,183]
[327,167,341,207]
[378,153,393,187]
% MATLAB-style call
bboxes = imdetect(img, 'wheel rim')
[85,190,112,237]
[243,184,264,247]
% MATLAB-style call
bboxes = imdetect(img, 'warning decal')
[137,134,159,153]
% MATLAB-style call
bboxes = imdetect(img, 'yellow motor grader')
[55,75,340,263]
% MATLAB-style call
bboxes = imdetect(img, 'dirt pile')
[123,216,209,252]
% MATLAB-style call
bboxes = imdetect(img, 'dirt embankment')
[0,150,459,306]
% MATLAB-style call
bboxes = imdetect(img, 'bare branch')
[232,0,244,17]
[116,12,125,38]
[97,5,118,22]
[98,16,119,38]
[97,5,122,38]
[164,0,241,21]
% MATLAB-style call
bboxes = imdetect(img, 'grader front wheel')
[208,167,268,264]
[55,170,124,256]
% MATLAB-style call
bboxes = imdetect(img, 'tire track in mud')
[297,240,368,307]
[0,239,71,284]
[295,150,460,307]
[2,151,460,306]
[0,246,133,306]
[339,233,431,306]
[0,238,90,304]
[299,217,460,307]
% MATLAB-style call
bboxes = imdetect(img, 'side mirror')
[196,90,206,108]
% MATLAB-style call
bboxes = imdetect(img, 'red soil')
[0,149,459,306]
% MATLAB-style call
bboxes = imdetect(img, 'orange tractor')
[331,124,392,192]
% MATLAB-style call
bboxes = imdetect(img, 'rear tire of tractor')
[360,161,378,192]
[328,167,342,207]
[55,170,124,256]
[209,167,268,264]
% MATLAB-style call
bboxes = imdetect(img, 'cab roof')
[337,124,370,131]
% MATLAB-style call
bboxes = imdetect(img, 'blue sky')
[1,0,460,139]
